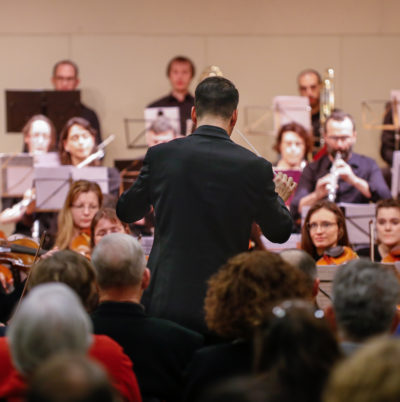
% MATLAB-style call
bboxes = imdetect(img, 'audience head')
[90,208,130,249]
[28,250,99,312]
[280,248,318,299]
[92,233,147,291]
[323,109,356,161]
[22,114,56,154]
[166,55,195,94]
[146,115,177,147]
[376,199,400,250]
[194,77,239,131]
[204,250,310,340]
[301,200,349,258]
[297,69,321,111]
[27,353,116,402]
[331,259,400,342]
[52,60,80,91]
[56,180,102,250]
[254,299,340,402]
[59,117,98,166]
[324,337,400,402]
[7,283,92,376]
[274,122,312,169]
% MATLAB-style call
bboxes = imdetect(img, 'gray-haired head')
[148,115,177,135]
[332,259,400,341]
[7,283,93,376]
[91,233,146,289]
[280,249,317,288]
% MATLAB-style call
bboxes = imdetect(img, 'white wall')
[0,0,399,164]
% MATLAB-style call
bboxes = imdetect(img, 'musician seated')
[291,110,391,227]
[358,199,400,262]
[273,122,312,170]
[0,115,58,248]
[59,117,120,197]
[90,207,131,249]
[146,115,179,147]
[54,180,102,257]
[301,200,358,265]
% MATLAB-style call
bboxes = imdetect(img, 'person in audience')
[325,259,400,356]
[58,117,120,196]
[54,180,102,257]
[90,207,130,248]
[301,200,358,265]
[273,122,312,170]
[280,248,319,303]
[52,60,102,143]
[0,283,141,401]
[27,353,117,402]
[359,199,400,262]
[253,300,341,402]
[291,109,391,225]
[324,336,400,402]
[183,250,310,402]
[91,233,203,401]
[147,55,196,135]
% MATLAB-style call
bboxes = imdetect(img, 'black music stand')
[6,90,81,136]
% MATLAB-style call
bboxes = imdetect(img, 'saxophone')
[327,151,342,202]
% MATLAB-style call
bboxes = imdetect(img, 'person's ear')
[324,304,337,334]
[230,109,238,129]
[191,106,197,127]
[141,268,151,290]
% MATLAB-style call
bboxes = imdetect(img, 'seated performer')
[51,59,102,144]
[146,115,179,147]
[90,207,130,249]
[54,180,102,257]
[147,55,195,135]
[273,122,312,170]
[291,109,391,225]
[358,199,400,262]
[0,115,58,247]
[59,117,120,196]
[301,200,358,265]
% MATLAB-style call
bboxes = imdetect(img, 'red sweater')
[0,335,142,402]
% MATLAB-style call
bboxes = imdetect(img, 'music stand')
[391,150,400,198]
[71,166,109,194]
[272,96,312,134]
[6,90,81,135]
[0,154,34,198]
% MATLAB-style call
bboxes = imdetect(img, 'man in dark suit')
[117,76,295,334]
[91,233,204,402]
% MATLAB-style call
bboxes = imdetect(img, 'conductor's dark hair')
[194,77,239,120]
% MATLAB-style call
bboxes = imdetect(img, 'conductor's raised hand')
[273,172,297,202]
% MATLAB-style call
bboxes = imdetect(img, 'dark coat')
[116,125,293,332]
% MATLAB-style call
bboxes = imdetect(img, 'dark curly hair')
[204,251,310,339]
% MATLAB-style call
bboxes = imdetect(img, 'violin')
[382,246,400,263]
[317,246,358,266]
[69,230,91,260]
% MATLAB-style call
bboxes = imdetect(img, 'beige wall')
[0,0,399,165]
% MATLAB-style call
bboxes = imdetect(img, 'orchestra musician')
[0,115,58,248]
[273,122,312,170]
[58,117,120,197]
[301,200,358,265]
[54,180,102,257]
[358,199,400,262]
[90,207,130,249]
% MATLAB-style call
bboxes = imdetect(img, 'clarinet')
[327,152,342,202]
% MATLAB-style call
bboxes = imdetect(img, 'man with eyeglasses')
[291,109,391,224]
[52,60,102,144]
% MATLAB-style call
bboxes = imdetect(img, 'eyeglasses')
[307,221,337,231]
[68,133,92,143]
[71,204,99,212]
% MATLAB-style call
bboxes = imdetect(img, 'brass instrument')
[320,68,335,141]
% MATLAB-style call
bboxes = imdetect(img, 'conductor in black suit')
[117,76,295,334]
